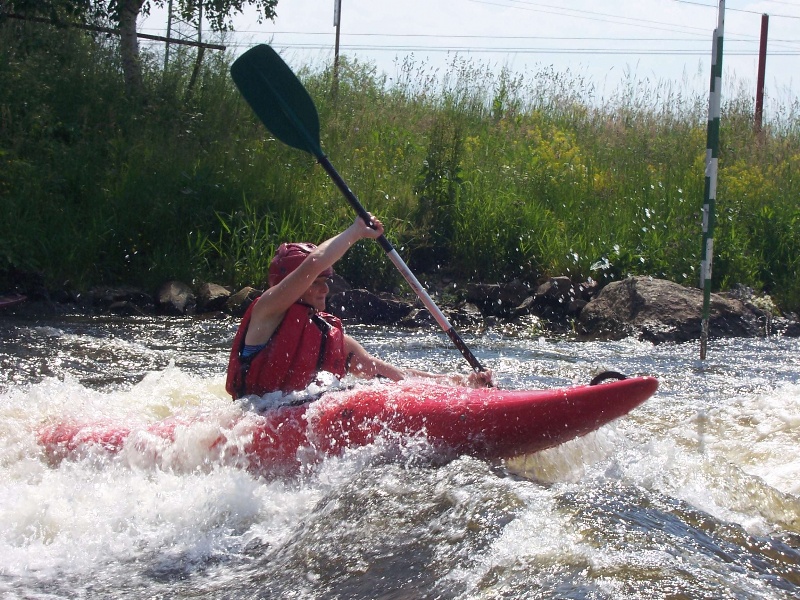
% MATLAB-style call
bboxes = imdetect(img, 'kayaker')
[226,213,493,399]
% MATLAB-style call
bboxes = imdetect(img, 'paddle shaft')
[317,156,486,373]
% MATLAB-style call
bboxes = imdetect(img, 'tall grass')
[1,20,799,311]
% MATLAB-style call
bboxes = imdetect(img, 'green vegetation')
[2,20,799,311]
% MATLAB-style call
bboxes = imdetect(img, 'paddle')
[230,44,487,375]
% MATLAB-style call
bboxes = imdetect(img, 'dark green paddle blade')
[230,45,323,157]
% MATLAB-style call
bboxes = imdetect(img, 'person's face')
[299,275,330,311]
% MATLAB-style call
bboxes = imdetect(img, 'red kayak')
[37,376,658,476]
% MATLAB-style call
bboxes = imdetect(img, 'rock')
[535,276,574,303]
[328,289,485,330]
[109,300,147,316]
[0,266,48,300]
[226,287,261,317]
[399,308,434,328]
[576,279,599,302]
[577,276,765,343]
[449,302,485,329]
[156,280,196,316]
[770,313,800,337]
[567,298,588,317]
[327,273,351,297]
[91,286,154,313]
[510,296,536,319]
[197,282,231,312]
[531,276,579,321]
[328,289,413,324]
[465,280,532,317]
[781,319,800,337]
[506,277,592,329]
[50,289,79,304]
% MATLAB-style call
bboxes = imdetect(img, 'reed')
[1,21,798,312]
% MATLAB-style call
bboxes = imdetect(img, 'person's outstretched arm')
[244,215,384,346]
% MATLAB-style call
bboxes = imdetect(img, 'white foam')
[0,365,346,587]
[618,382,800,535]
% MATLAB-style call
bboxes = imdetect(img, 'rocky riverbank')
[2,269,799,343]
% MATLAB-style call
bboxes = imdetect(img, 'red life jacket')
[226,300,347,399]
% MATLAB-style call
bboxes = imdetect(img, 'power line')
[207,30,789,42]
[476,0,800,22]
[137,0,800,59]
[137,26,800,56]
[671,0,800,20]
[462,0,800,52]
[467,0,800,42]
[761,0,800,7]
[466,0,714,37]
[205,39,800,56]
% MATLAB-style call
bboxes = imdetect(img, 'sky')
[139,0,800,110]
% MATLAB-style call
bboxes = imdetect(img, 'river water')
[1,309,798,599]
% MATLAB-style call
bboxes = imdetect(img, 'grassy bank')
[2,20,799,312]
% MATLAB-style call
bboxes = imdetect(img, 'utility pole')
[755,13,769,134]
[165,0,173,68]
[333,0,342,92]
[165,0,203,70]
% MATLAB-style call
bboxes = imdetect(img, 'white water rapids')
[0,312,798,598]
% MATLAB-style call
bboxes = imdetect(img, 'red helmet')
[267,242,334,286]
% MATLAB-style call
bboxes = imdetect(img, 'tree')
[4,0,279,94]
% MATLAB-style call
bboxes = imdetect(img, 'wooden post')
[754,13,769,134]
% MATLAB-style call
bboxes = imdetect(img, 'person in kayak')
[226,213,493,399]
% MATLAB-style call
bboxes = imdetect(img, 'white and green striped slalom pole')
[700,1,725,361]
